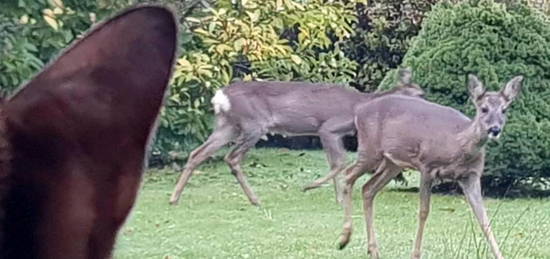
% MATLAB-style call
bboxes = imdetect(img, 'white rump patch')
[211,90,231,114]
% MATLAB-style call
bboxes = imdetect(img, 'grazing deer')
[169,69,424,206]
[322,74,522,259]
[0,6,176,259]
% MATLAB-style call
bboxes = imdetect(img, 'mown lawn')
[114,149,550,259]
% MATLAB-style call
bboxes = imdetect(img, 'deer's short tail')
[211,90,231,114]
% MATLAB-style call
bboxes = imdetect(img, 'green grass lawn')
[114,148,550,259]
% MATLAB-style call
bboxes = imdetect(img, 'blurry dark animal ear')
[7,6,177,133]
[0,90,6,102]
[2,6,177,258]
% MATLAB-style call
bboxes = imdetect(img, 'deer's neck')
[360,88,394,101]
[457,116,487,158]
[360,91,375,99]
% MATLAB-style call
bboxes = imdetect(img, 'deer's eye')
[481,107,489,113]
[502,108,507,114]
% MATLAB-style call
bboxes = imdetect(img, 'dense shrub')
[345,0,437,92]
[0,0,130,92]
[380,0,550,193]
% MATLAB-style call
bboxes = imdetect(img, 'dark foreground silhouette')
[0,6,177,259]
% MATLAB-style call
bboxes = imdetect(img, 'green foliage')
[0,14,43,94]
[0,0,129,92]
[524,0,550,15]
[344,0,437,92]
[380,0,550,192]
[252,48,357,83]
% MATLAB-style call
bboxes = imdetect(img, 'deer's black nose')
[488,126,501,136]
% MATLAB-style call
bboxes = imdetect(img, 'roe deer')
[0,6,177,258]
[322,75,522,259]
[169,69,424,206]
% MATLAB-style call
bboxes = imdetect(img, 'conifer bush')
[380,0,550,194]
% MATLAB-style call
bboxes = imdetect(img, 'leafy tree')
[343,0,438,92]
[380,0,550,194]
[0,0,129,92]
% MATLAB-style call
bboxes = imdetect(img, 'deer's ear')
[6,6,177,139]
[2,7,176,256]
[500,76,523,106]
[398,68,412,85]
[468,74,485,101]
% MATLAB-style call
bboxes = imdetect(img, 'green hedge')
[380,0,550,193]
[345,0,437,92]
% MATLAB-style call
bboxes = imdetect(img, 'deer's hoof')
[338,241,348,250]
[368,244,380,259]
[249,198,261,207]
[338,234,351,250]
[368,249,380,259]
[302,184,318,192]
[168,197,179,206]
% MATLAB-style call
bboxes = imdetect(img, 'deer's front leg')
[459,174,504,259]
[412,174,433,259]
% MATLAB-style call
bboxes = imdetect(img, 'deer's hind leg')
[302,132,346,201]
[224,123,266,206]
[303,118,353,204]
[170,120,237,205]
